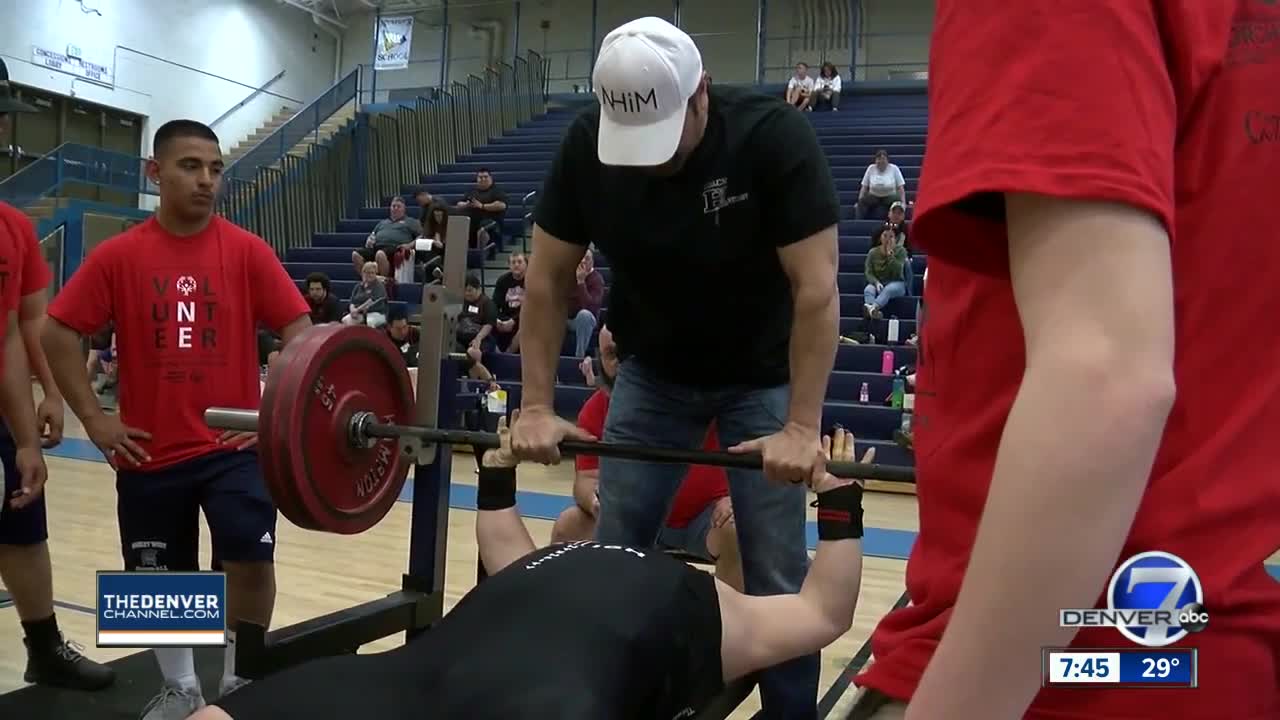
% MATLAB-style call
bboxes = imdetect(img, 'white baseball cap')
[592,17,704,166]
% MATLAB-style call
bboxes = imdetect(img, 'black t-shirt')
[534,85,840,387]
[214,542,725,720]
[386,326,420,368]
[456,294,498,343]
[465,185,509,227]
[308,294,341,325]
[492,271,526,319]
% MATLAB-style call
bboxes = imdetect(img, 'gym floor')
[1,398,1277,719]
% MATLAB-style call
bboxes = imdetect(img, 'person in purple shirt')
[568,248,605,358]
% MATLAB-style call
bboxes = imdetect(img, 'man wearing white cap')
[513,16,841,719]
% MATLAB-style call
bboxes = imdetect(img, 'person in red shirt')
[850,3,1280,720]
[42,119,312,720]
[552,326,743,591]
[0,61,111,691]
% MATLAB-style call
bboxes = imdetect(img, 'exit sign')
[66,44,82,58]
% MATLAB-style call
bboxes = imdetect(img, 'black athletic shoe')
[23,636,116,691]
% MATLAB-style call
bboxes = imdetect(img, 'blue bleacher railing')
[225,68,359,182]
[0,143,154,208]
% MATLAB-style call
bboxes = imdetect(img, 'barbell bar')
[203,324,915,535]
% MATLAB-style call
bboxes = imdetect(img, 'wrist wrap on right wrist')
[476,466,516,511]
[813,483,864,540]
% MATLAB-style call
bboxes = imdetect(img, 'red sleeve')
[16,215,51,297]
[574,390,608,473]
[47,242,115,335]
[914,0,1176,268]
[246,232,310,331]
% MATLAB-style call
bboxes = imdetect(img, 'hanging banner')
[374,16,415,70]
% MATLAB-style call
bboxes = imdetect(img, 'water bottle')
[881,350,894,375]
[891,377,906,408]
[887,318,901,343]
[859,382,870,403]
[900,410,913,433]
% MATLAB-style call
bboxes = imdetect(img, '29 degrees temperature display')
[1042,648,1197,689]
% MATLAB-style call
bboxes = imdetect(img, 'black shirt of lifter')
[534,85,840,388]
[213,541,725,720]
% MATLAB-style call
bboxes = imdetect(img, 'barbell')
[205,324,916,534]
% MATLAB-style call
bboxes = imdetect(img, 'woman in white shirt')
[814,63,842,111]
[785,62,815,110]
[855,149,907,220]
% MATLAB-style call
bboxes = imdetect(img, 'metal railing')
[226,69,360,182]
[39,224,66,296]
[219,51,545,259]
[364,50,545,208]
[0,143,153,208]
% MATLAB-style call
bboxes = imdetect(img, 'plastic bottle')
[891,377,906,408]
[859,382,870,403]
[881,350,894,375]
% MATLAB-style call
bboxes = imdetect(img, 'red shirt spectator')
[856,3,1280,719]
[47,216,309,469]
[569,249,606,320]
[575,388,727,528]
[0,202,32,378]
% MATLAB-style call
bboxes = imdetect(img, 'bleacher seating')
[281,92,928,470]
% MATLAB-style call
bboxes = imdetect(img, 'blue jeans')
[864,280,906,310]
[597,360,818,719]
[567,309,597,358]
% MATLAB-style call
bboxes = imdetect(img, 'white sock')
[222,630,245,691]
[154,647,199,692]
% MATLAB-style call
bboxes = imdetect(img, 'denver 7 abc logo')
[1059,551,1209,648]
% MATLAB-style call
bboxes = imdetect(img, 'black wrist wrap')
[476,466,517,511]
[813,484,864,540]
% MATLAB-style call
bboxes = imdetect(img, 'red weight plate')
[284,324,415,534]
[259,326,336,531]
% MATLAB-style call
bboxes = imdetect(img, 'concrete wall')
[340,0,931,99]
[1,0,340,155]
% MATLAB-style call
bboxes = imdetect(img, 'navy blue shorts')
[115,450,277,571]
[0,424,49,546]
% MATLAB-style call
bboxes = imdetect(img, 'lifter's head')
[148,120,223,226]
[592,17,710,174]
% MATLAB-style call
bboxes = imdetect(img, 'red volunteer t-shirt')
[575,389,729,528]
[0,202,33,379]
[856,3,1280,719]
[47,216,310,470]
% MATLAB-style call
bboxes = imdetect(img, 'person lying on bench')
[194,414,869,720]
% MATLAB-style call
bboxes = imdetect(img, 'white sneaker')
[219,676,251,698]
[140,683,205,720]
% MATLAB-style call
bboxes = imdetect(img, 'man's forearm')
[787,288,839,429]
[19,315,59,400]
[907,366,1174,719]
[476,507,537,575]
[519,268,571,408]
[799,538,863,638]
[0,328,40,448]
[41,321,102,423]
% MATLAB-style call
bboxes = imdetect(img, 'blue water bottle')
[891,377,906,408]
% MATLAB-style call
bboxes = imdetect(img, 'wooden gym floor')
[1,401,1277,719]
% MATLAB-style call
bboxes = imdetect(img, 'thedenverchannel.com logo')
[1059,551,1209,648]
[96,572,227,648]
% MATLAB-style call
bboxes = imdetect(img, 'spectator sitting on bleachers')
[884,201,913,295]
[456,273,498,383]
[351,196,422,278]
[456,169,508,250]
[420,201,450,278]
[855,149,907,220]
[813,62,842,112]
[384,307,420,369]
[413,189,434,222]
[785,62,815,111]
[257,325,282,368]
[568,248,605,358]
[552,325,744,592]
[863,226,908,320]
[492,252,527,352]
[342,262,390,327]
[304,271,342,324]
